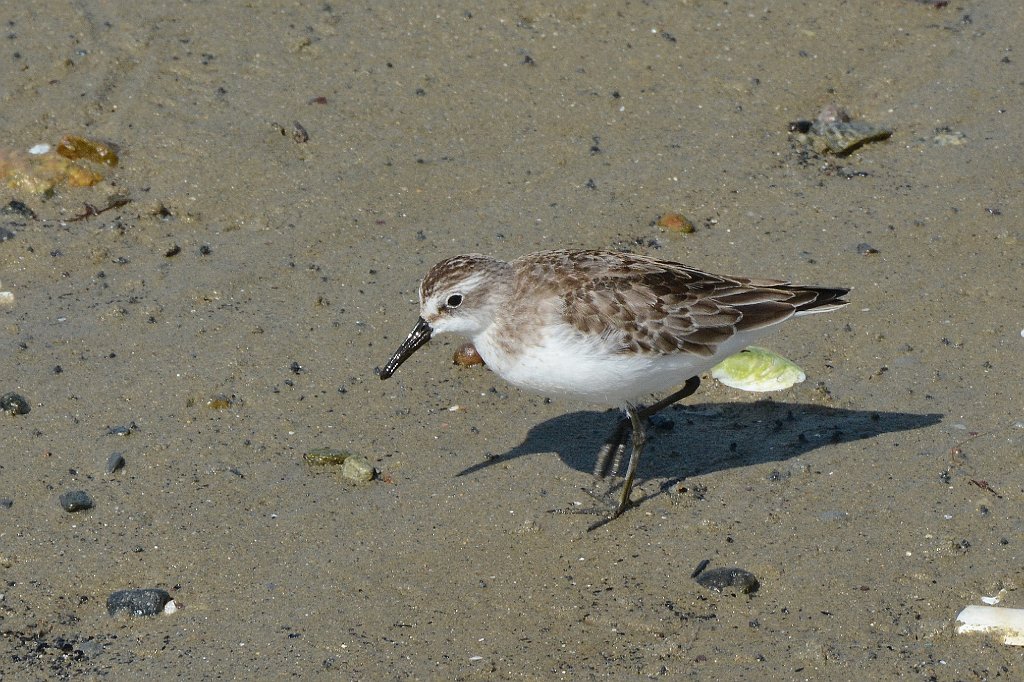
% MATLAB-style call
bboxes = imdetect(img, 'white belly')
[472,321,761,406]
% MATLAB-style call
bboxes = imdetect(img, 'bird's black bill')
[379,317,433,379]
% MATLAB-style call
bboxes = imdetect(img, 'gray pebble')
[107,588,171,617]
[106,452,126,474]
[77,639,105,657]
[59,490,94,512]
[0,498,12,509]
[694,566,760,594]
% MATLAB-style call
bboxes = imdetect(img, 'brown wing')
[540,250,847,357]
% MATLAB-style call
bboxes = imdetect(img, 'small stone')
[0,498,12,509]
[59,490,94,512]
[77,639,104,657]
[341,455,375,482]
[856,242,880,255]
[2,199,36,218]
[694,566,760,594]
[206,394,236,410]
[656,212,695,234]
[453,342,485,367]
[107,588,172,617]
[0,392,30,416]
[106,452,126,474]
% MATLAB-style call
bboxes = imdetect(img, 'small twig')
[67,197,131,222]
[969,479,1002,499]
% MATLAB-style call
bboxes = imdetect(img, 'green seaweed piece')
[710,346,806,392]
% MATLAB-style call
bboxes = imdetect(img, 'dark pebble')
[694,567,760,594]
[59,490,94,512]
[106,452,126,474]
[2,199,35,219]
[0,227,15,241]
[0,498,12,509]
[107,588,171,617]
[856,242,880,255]
[0,392,30,416]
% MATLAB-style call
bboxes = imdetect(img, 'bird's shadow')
[457,401,942,490]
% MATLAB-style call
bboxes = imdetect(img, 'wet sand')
[2,1,1022,678]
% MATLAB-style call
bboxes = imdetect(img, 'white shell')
[956,605,1024,645]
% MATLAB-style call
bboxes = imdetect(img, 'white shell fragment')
[956,605,1024,645]
[28,143,51,155]
[710,346,806,392]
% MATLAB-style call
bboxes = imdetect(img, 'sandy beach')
[2,1,1022,678]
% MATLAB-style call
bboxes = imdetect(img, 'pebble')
[1,199,35,218]
[304,448,376,482]
[453,342,485,367]
[59,490,94,512]
[206,394,240,409]
[106,452,126,474]
[106,588,172,617]
[656,212,695,234]
[789,105,891,155]
[0,498,12,509]
[341,455,375,482]
[0,392,30,416]
[694,566,760,594]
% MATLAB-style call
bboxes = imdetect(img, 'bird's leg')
[585,403,647,531]
[592,376,701,479]
[553,376,701,528]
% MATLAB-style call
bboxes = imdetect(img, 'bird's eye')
[446,294,463,308]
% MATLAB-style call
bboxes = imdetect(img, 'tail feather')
[792,286,850,316]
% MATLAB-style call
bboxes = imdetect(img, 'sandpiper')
[380,249,848,528]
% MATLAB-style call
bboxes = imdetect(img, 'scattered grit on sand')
[2,1,1022,678]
